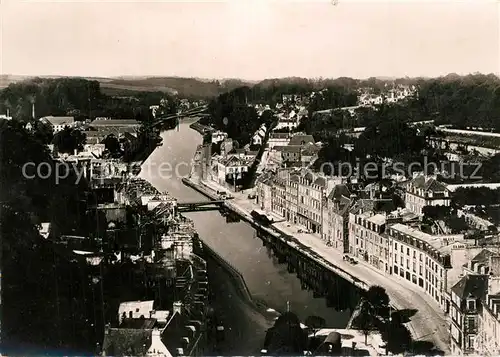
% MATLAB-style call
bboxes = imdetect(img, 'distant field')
[99,82,178,95]
[0,75,252,98]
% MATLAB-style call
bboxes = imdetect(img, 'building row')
[256,169,500,355]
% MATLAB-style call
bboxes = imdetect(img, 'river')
[139,120,352,354]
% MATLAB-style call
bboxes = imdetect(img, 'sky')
[1,0,499,80]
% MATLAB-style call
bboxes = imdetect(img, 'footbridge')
[177,200,225,213]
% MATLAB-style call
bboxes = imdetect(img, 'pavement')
[194,178,450,354]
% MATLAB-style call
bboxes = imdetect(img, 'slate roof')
[102,328,152,356]
[471,249,498,265]
[328,184,351,201]
[276,145,302,153]
[270,132,290,140]
[41,116,75,126]
[410,175,447,192]
[451,274,488,301]
[161,312,187,357]
[289,134,315,146]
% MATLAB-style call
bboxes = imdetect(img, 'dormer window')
[467,299,476,310]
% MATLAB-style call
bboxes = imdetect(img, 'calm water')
[140,121,352,327]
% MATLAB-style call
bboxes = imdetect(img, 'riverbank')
[182,176,368,291]
[189,119,213,135]
[181,176,450,353]
[201,241,275,317]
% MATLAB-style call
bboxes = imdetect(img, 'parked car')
[248,193,256,199]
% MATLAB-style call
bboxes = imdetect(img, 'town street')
[196,177,450,354]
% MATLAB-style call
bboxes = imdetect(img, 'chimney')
[74,149,78,156]
[32,102,35,119]
[173,301,182,315]
[6,108,9,117]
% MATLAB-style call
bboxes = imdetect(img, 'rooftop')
[409,175,448,192]
[451,274,488,300]
[91,118,141,127]
[390,223,465,253]
[289,134,315,146]
[40,116,75,126]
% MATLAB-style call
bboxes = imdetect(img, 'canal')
[140,120,356,354]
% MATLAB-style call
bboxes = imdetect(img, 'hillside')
[98,77,254,98]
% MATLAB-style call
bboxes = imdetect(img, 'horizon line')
[2,71,500,83]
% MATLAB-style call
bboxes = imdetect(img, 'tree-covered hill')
[0,77,175,121]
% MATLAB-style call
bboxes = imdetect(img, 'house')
[83,143,106,158]
[39,222,51,239]
[300,143,321,166]
[211,131,228,144]
[256,172,274,212]
[120,132,140,153]
[40,116,75,133]
[268,132,291,149]
[323,184,353,252]
[449,274,488,355]
[277,145,302,164]
[348,209,389,272]
[252,132,264,146]
[220,138,233,156]
[476,264,500,356]
[102,300,205,357]
[405,175,450,215]
[214,155,252,190]
[289,134,315,147]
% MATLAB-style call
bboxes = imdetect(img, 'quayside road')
[197,177,450,354]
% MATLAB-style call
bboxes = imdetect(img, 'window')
[395,242,398,250]
[401,245,403,253]
[467,336,475,350]
[419,253,423,262]
[467,299,476,311]
[407,247,410,255]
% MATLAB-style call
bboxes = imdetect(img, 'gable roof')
[328,184,351,200]
[410,175,447,192]
[41,116,75,126]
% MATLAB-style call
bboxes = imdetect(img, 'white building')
[40,116,76,133]
[387,223,465,310]
[405,175,451,215]
[211,130,228,144]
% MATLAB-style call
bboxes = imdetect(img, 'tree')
[356,302,376,344]
[102,134,122,156]
[304,315,326,337]
[52,127,86,154]
[365,286,390,319]
[422,205,452,221]
[32,120,54,145]
[381,320,413,354]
